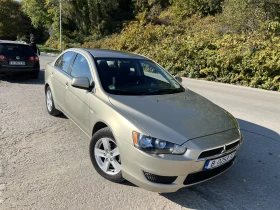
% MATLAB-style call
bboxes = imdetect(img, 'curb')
[40,52,58,57]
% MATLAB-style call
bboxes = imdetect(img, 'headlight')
[132,131,187,155]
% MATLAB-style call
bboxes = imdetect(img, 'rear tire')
[90,127,125,183]
[45,86,61,116]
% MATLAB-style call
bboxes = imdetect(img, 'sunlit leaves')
[82,16,280,91]
[0,0,31,38]
[22,0,51,28]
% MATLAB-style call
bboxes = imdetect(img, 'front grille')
[143,171,177,184]
[198,147,223,159]
[198,140,240,159]
[183,158,235,185]
[226,140,240,151]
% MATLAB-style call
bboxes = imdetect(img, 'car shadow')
[121,180,137,187]
[0,70,45,85]
[237,118,280,142]
[159,119,280,209]
[56,113,68,119]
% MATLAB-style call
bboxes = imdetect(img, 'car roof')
[81,48,149,60]
[0,40,28,45]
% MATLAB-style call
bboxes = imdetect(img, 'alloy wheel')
[46,90,53,112]
[94,138,121,175]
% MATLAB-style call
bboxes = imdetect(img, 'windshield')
[95,58,185,95]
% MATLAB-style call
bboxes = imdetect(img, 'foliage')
[82,16,280,91]
[0,0,31,39]
[168,0,222,19]
[15,0,280,91]
[217,0,280,33]
[22,0,50,28]
[37,44,60,54]
[22,0,135,47]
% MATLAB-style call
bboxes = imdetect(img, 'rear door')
[51,51,76,111]
[63,53,93,134]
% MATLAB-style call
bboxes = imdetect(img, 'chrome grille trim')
[197,139,241,161]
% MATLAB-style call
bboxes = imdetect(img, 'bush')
[82,16,280,91]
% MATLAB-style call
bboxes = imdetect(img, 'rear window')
[0,43,34,56]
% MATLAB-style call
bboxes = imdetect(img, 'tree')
[0,0,31,39]
[263,0,280,21]
[22,0,133,44]
[169,0,223,18]
[22,0,51,28]
[218,0,280,33]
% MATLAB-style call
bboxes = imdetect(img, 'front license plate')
[204,151,236,170]
[9,61,25,65]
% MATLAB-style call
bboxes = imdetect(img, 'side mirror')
[71,77,90,90]
[174,75,183,83]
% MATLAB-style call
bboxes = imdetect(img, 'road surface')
[0,55,279,210]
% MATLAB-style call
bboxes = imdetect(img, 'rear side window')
[70,54,92,80]
[55,51,75,72]
[0,43,34,56]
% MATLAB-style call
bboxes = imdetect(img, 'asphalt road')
[0,55,279,210]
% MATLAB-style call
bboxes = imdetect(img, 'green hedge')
[82,16,280,91]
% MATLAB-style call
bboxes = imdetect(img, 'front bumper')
[119,129,242,193]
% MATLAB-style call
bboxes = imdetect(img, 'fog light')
[143,171,177,184]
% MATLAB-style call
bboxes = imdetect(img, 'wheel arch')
[92,121,109,137]
[45,83,49,94]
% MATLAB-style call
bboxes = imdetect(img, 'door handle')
[65,82,68,89]
[51,72,54,77]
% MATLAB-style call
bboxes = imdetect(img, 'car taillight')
[0,55,6,60]
[29,56,39,61]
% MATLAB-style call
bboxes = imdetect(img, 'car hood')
[109,89,238,145]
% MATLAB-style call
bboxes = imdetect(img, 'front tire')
[90,127,125,183]
[45,86,61,116]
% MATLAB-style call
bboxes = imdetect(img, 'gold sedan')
[45,48,242,192]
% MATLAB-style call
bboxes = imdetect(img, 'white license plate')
[204,151,236,170]
[9,61,25,65]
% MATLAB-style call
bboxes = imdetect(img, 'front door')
[63,54,93,135]
[51,51,76,111]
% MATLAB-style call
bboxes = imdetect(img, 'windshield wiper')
[109,89,140,95]
[143,88,177,95]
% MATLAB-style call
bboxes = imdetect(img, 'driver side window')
[70,54,92,81]
[55,51,75,73]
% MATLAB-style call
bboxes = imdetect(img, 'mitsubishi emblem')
[221,145,226,154]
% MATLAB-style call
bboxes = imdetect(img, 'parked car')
[44,48,242,192]
[0,40,40,78]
